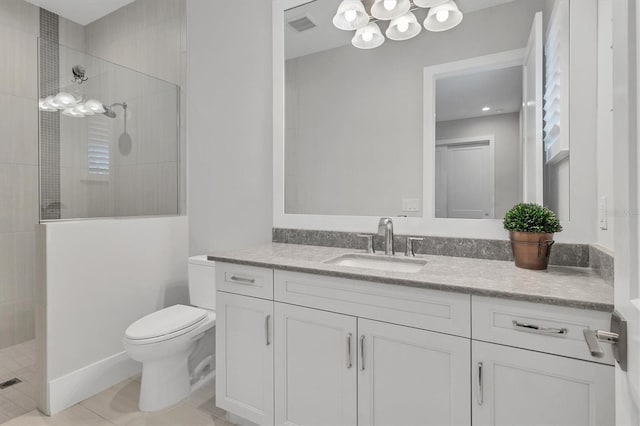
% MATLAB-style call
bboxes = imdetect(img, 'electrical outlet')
[599,196,608,230]
[402,198,419,212]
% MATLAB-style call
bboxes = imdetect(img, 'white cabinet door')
[216,292,274,426]
[274,303,357,426]
[358,319,471,426]
[472,341,614,426]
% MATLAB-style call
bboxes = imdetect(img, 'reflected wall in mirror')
[434,65,523,219]
[284,0,570,220]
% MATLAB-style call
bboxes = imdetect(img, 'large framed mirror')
[274,0,592,242]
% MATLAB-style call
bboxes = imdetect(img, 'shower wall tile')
[0,0,39,36]
[0,0,39,350]
[0,165,38,234]
[13,299,35,343]
[0,234,17,304]
[58,17,85,51]
[159,162,179,214]
[85,0,186,215]
[0,93,38,166]
[60,166,87,219]
[85,0,183,86]
[12,232,35,303]
[0,25,38,100]
[0,230,35,350]
[86,180,113,218]
[39,8,61,221]
[0,303,16,349]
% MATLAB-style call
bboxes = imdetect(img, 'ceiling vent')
[288,15,317,32]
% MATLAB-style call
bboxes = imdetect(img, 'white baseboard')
[47,351,141,415]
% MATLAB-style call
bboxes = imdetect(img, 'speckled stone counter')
[208,243,613,312]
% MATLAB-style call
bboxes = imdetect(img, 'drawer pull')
[229,275,256,285]
[512,320,568,336]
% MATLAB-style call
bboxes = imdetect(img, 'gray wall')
[285,0,545,217]
[0,0,39,350]
[187,0,273,255]
[436,113,521,218]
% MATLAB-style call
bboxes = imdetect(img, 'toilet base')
[139,348,191,412]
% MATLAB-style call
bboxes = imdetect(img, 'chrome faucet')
[378,217,394,255]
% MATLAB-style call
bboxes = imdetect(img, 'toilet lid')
[125,304,208,340]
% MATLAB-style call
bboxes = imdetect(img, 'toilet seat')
[125,304,208,345]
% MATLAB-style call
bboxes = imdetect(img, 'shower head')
[102,104,116,118]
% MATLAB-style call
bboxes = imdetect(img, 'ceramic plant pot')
[509,231,555,270]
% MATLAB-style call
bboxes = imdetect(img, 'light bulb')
[54,92,78,108]
[344,9,357,22]
[76,104,95,115]
[62,107,84,118]
[436,9,449,22]
[383,0,397,11]
[397,18,409,32]
[362,30,374,42]
[84,99,106,113]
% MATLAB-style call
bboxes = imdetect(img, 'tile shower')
[0,0,185,422]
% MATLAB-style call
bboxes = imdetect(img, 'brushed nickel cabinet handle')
[230,275,256,284]
[265,315,271,346]
[512,320,568,336]
[477,362,483,405]
[346,333,352,369]
[359,335,365,371]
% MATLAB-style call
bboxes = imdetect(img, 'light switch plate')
[402,198,419,212]
[599,196,608,230]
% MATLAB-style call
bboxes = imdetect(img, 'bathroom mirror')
[275,0,575,238]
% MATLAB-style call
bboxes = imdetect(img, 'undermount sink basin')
[324,253,427,273]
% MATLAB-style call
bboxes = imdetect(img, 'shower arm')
[111,102,128,133]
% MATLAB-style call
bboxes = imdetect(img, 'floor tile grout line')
[78,403,119,425]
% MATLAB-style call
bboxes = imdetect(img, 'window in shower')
[38,41,180,220]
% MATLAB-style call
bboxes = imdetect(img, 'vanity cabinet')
[274,302,357,426]
[358,318,470,426]
[215,291,274,426]
[214,262,614,426]
[472,341,614,425]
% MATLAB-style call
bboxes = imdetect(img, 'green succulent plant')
[503,203,563,234]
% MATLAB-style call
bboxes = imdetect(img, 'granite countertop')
[208,243,613,312]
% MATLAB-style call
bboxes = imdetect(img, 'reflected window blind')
[87,116,110,175]
[543,0,569,164]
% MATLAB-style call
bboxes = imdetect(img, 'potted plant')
[503,203,562,270]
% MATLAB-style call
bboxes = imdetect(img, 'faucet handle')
[405,237,424,257]
[357,234,375,254]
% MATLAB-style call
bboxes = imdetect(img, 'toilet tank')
[188,255,216,310]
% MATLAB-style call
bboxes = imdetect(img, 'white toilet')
[123,255,216,412]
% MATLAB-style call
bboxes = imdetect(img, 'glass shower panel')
[39,41,179,220]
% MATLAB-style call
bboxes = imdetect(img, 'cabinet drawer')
[274,270,470,337]
[216,262,274,300]
[472,296,614,365]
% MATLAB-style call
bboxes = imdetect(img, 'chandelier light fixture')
[333,0,463,49]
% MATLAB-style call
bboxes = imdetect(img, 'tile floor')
[0,340,38,424]
[1,375,235,426]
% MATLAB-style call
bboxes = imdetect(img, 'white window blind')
[87,116,110,175]
[543,0,570,164]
